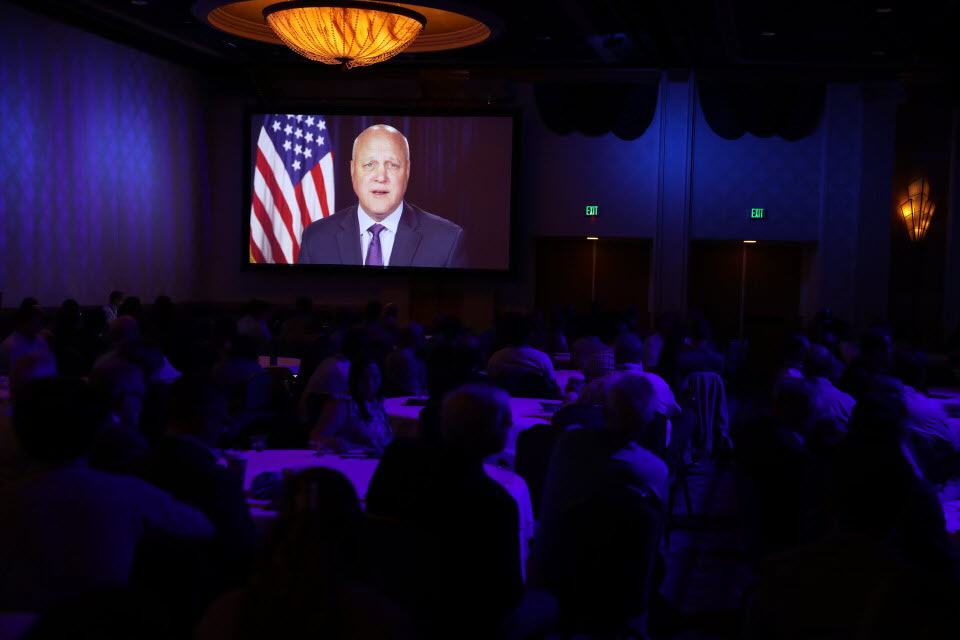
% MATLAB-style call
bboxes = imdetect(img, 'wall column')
[650,71,695,319]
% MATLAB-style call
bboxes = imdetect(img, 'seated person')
[197,468,414,640]
[212,334,263,388]
[487,313,558,393]
[673,313,724,385]
[138,375,257,590]
[892,349,959,484]
[366,384,523,639]
[309,357,391,453]
[535,374,669,585]
[0,377,213,613]
[89,358,149,474]
[0,300,51,377]
[805,344,855,425]
[382,324,427,397]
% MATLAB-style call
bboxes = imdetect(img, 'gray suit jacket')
[297,202,465,267]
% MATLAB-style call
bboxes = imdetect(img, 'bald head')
[352,125,409,162]
[441,384,512,458]
[351,125,411,221]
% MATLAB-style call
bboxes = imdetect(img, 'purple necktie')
[365,223,386,266]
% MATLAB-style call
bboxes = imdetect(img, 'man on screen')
[297,125,465,268]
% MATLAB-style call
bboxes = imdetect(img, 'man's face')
[351,129,410,220]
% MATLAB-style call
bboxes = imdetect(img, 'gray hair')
[352,124,410,162]
[441,384,511,456]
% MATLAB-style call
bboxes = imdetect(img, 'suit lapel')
[389,203,422,267]
[335,207,363,265]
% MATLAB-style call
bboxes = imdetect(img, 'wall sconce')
[899,178,935,242]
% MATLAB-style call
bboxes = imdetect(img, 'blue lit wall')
[0,3,208,306]
[690,101,824,241]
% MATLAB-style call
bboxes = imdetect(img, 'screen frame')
[241,105,521,277]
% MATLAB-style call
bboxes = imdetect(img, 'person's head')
[441,384,512,458]
[117,296,141,319]
[805,344,836,379]
[13,377,108,465]
[847,378,907,447]
[614,331,644,368]
[688,311,712,343]
[772,377,818,435]
[108,316,140,347]
[348,357,382,403]
[350,124,410,220]
[56,299,81,328]
[91,359,146,429]
[109,290,124,307]
[14,301,44,337]
[165,374,228,445]
[860,327,893,371]
[605,373,657,442]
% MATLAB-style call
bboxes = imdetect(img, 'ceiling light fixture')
[199,1,496,68]
[876,7,893,13]
[761,31,776,37]
[262,1,425,68]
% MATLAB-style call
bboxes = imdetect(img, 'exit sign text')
[585,205,599,216]
[750,207,766,220]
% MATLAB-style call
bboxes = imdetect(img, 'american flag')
[250,114,335,264]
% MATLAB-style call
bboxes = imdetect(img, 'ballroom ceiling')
[8,0,960,82]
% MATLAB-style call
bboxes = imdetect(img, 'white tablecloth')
[239,449,535,578]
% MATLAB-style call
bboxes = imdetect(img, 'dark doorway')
[535,237,651,315]
[688,240,812,375]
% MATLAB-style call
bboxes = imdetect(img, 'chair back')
[682,371,730,457]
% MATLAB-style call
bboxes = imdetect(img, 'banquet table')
[237,449,535,577]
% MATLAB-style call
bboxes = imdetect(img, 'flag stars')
[317,136,324,146]
[294,144,303,155]
[304,148,313,159]
[295,128,303,139]
[283,139,292,151]
[296,115,303,122]
[317,120,326,131]
[271,121,281,132]
[284,124,293,135]
[292,159,301,170]
[286,114,295,119]
[305,132,314,143]
[305,116,315,127]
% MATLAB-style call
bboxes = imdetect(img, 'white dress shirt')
[358,203,402,266]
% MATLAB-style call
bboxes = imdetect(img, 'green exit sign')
[585,205,599,216]
[750,207,766,220]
